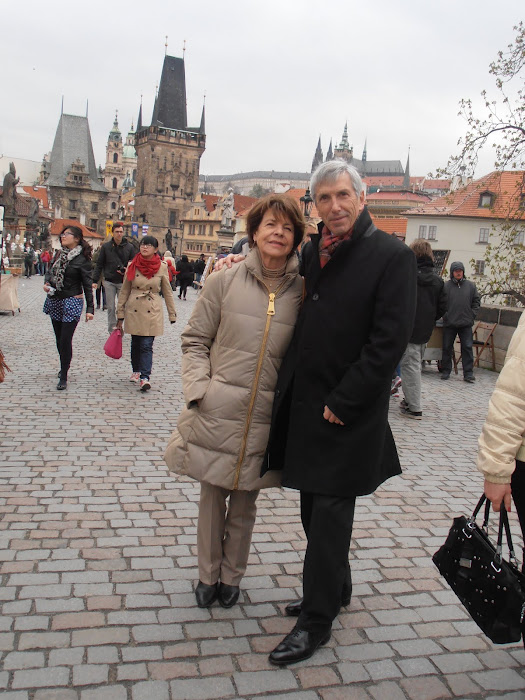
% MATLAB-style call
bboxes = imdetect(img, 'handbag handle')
[471,494,519,568]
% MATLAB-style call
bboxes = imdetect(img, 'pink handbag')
[104,329,123,359]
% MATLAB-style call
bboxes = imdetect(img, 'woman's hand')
[85,313,94,322]
[484,479,512,512]
[115,320,124,333]
[43,283,51,293]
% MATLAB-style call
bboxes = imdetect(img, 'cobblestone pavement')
[1,275,524,700]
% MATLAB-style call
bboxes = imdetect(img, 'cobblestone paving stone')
[0,275,524,698]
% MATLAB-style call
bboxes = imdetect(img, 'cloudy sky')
[2,0,523,179]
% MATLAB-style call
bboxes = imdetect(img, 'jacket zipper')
[232,279,287,489]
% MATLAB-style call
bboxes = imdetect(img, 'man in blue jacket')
[441,261,481,382]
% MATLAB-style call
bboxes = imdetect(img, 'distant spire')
[362,138,367,163]
[183,39,186,59]
[326,138,333,161]
[114,109,119,128]
[339,121,349,149]
[86,99,89,117]
[311,136,323,173]
[165,35,168,56]
[200,96,206,135]
[137,100,143,131]
[61,95,64,114]
[403,147,411,189]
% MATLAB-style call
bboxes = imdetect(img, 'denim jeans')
[400,342,426,412]
[442,325,474,376]
[130,336,155,380]
[102,280,122,333]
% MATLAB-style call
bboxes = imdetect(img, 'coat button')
[275,389,280,398]
[312,293,319,301]
[148,310,150,313]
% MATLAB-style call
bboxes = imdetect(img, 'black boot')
[57,377,67,390]
[195,581,218,608]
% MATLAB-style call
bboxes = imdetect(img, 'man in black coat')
[399,239,447,419]
[441,261,481,382]
[266,161,417,665]
[92,223,136,333]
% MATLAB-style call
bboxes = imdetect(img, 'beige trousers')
[197,481,259,586]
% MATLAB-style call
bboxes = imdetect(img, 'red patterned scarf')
[318,226,353,268]
[126,253,162,280]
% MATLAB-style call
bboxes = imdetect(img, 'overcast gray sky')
[2,0,523,179]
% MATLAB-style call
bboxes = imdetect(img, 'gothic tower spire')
[311,136,323,173]
[403,148,411,189]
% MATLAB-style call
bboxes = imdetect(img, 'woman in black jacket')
[43,225,94,390]
[176,255,194,300]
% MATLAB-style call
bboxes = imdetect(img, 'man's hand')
[484,479,512,512]
[92,283,98,289]
[323,405,345,425]
[214,254,245,272]
[85,313,94,322]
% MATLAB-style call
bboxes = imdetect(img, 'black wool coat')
[263,207,417,497]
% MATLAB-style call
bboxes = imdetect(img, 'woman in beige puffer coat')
[477,311,525,554]
[165,194,304,609]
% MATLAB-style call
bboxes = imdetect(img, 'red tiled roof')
[406,171,525,220]
[370,216,407,236]
[21,186,49,209]
[366,191,430,203]
[201,193,258,216]
[50,219,104,240]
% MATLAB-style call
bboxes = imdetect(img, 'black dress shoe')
[56,378,67,390]
[269,625,331,666]
[195,581,218,608]
[285,587,351,617]
[218,583,240,608]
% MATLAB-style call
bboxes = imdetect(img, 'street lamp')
[300,189,313,218]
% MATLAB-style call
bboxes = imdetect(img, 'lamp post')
[300,188,313,218]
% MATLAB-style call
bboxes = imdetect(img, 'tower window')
[113,153,118,163]
[111,202,117,210]
[112,178,117,190]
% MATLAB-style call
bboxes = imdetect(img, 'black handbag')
[433,495,525,644]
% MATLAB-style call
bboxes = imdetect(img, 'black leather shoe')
[195,581,218,608]
[269,625,331,666]
[285,587,351,617]
[464,375,476,383]
[218,583,240,608]
[56,378,67,390]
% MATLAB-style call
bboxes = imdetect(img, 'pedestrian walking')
[163,250,177,290]
[43,226,94,390]
[164,195,304,610]
[176,255,194,300]
[24,244,35,278]
[399,239,447,419]
[441,261,480,382]
[115,236,176,392]
[40,249,51,276]
[92,222,135,333]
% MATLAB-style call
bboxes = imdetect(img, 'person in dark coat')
[176,255,194,300]
[441,261,481,382]
[266,160,417,666]
[399,239,447,419]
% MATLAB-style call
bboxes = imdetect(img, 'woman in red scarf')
[116,236,176,391]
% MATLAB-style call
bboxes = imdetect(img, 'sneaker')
[390,376,402,395]
[130,372,140,383]
[399,404,422,420]
[441,373,450,380]
[464,375,476,383]
[140,379,151,392]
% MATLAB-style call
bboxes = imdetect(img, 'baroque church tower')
[134,55,205,245]
[104,112,124,217]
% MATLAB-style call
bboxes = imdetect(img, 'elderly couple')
[165,160,417,665]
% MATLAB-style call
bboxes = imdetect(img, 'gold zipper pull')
[267,293,275,316]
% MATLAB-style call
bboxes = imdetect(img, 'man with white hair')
[265,160,417,665]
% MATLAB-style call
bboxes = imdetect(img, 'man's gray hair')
[310,160,364,200]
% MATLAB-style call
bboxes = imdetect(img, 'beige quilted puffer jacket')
[477,312,525,483]
[164,249,302,491]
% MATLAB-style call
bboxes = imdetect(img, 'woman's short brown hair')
[409,238,434,261]
[246,194,305,252]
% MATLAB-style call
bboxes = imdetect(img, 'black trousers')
[297,491,356,632]
[442,325,474,376]
[51,319,79,379]
[511,460,525,547]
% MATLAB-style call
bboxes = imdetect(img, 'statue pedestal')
[217,226,235,253]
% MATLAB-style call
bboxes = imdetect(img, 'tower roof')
[338,121,350,150]
[109,112,121,141]
[151,55,187,130]
[46,113,107,192]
